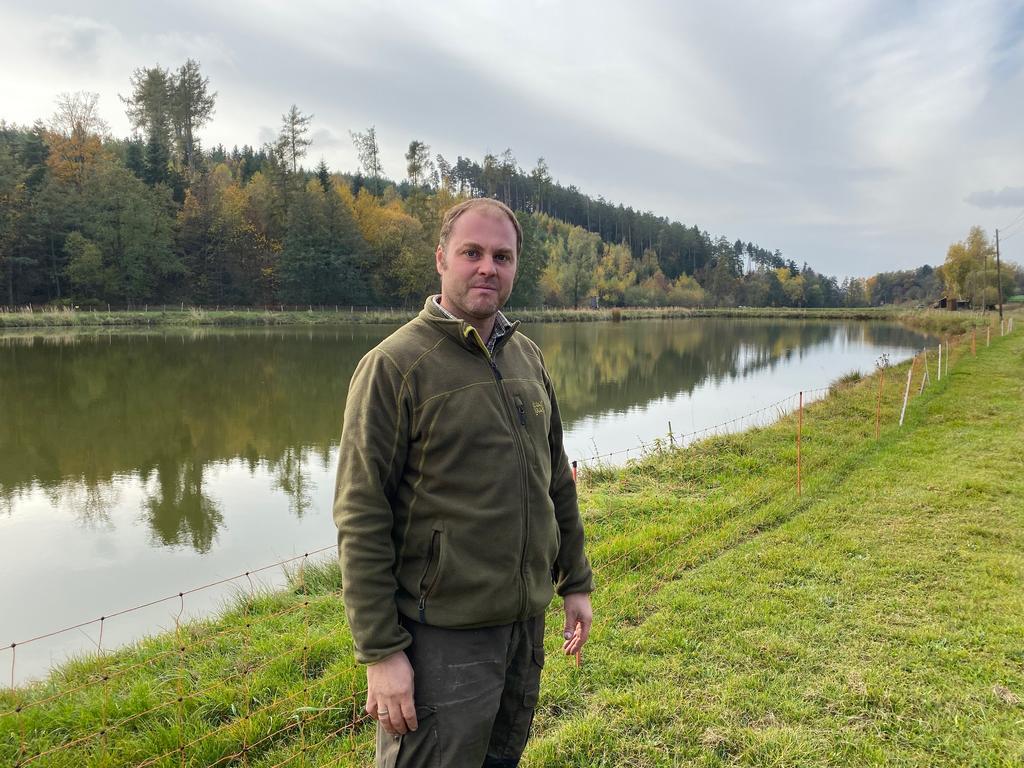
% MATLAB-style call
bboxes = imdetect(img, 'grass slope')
[530,326,1024,765]
[1,328,1021,766]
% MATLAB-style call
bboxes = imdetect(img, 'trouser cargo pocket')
[376,706,439,768]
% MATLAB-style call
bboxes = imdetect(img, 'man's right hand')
[365,651,417,735]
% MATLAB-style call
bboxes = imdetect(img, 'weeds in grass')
[830,370,863,393]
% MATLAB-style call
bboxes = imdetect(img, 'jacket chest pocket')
[512,391,549,473]
[418,521,446,623]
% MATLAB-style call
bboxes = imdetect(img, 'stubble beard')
[450,285,504,321]
[439,255,510,321]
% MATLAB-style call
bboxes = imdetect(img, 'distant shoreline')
[0,304,1006,335]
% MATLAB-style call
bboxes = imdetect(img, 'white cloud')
[966,187,1024,209]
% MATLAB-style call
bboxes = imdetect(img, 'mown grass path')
[529,328,1024,765]
[2,327,1020,767]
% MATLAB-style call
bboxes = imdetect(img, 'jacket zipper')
[477,335,531,619]
[514,396,527,426]
[418,529,442,623]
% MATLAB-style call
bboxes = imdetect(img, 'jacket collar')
[419,296,519,356]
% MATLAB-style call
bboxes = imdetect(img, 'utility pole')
[996,228,1004,323]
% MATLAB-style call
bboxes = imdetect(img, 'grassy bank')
[529,325,1024,765]
[2,327,1022,766]
[0,304,877,330]
[1,303,1015,335]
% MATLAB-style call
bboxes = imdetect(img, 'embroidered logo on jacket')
[532,401,544,415]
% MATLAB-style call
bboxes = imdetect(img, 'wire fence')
[0,317,1014,767]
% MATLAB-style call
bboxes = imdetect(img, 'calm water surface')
[0,318,932,681]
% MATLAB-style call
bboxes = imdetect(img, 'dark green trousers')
[376,615,545,768]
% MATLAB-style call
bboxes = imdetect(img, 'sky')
[2,0,1023,279]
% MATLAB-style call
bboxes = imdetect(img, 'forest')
[2,59,1020,310]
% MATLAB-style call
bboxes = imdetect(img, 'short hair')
[437,198,523,258]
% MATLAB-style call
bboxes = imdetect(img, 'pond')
[0,317,932,682]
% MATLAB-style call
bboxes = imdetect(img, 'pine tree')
[125,137,145,179]
[315,159,331,193]
[121,67,174,181]
[350,127,383,194]
[277,105,312,174]
[171,59,216,174]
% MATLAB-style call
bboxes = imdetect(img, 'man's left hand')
[561,592,593,655]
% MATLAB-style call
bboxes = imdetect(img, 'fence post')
[899,355,916,427]
[875,369,884,439]
[937,343,942,382]
[972,329,976,356]
[97,617,110,765]
[175,594,187,766]
[987,325,991,347]
[797,391,803,496]
[11,644,28,768]
[668,421,675,448]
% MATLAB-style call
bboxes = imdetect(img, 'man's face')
[436,209,518,324]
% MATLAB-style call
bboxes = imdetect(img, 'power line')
[998,207,1024,236]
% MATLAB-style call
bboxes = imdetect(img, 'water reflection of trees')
[143,459,222,553]
[0,328,385,550]
[272,447,314,519]
[0,320,930,552]
[524,319,931,424]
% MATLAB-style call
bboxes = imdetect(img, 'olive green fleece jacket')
[334,298,594,664]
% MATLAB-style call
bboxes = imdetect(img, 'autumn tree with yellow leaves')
[939,226,1000,309]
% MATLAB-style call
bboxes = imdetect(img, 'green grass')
[897,307,1012,335]
[2,327,1022,766]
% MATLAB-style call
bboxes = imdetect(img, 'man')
[334,198,594,767]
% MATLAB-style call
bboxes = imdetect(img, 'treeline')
[3,59,1018,310]
[865,251,1023,309]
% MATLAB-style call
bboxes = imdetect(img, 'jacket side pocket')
[417,521,445,623]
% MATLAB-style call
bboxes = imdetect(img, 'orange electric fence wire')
[20,641,323,766]
[134,673,366,768]
[576,389,830,468]
[3,598,311,717]
[5,545,336,654]
[581,342,964,656]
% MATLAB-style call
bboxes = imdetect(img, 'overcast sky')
[2,0,1023,278]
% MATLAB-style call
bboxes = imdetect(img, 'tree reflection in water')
[143,458,222,553]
